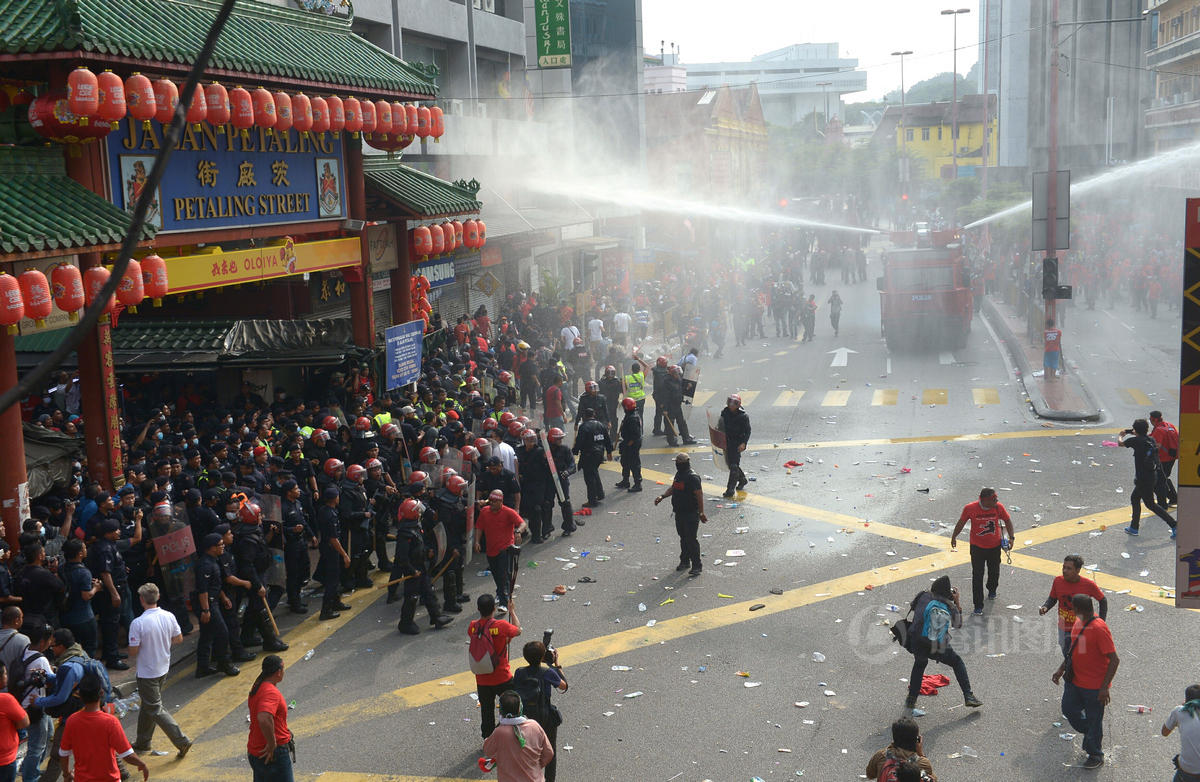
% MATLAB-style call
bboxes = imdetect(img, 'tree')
[882,71,979,105]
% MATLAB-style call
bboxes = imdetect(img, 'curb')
[981,297,1102,422]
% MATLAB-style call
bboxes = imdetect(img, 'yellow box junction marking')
[972,387,1000,405]
[872,389,898,406]
[921,388,948,405]
[822,390,851,406]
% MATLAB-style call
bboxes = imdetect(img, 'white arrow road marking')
[827,347,859,368]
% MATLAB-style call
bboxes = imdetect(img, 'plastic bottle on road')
[961,746,978,758]
[1127,705,1152,714]
[885,604,901,613]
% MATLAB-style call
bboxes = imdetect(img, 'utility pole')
[982,0,991,199]
[892,50,912,158]
[942,8,970,179]
[1045,0,1060,328]
[815,81,833,133]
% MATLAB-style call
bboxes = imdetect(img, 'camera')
[28,669,46,687]
[543,629,557,665]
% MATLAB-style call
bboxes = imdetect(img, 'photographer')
[1120,419,1178,538]
[902,575,982,717]
[513,638,568,782]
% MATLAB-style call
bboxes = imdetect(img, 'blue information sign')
[386,320,425,391]
[104,118,346,234]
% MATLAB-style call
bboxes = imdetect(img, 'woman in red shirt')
[247,655,292,782]
[0,662,27,780]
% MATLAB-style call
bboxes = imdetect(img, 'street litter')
[736,671,751,678]
[623,692,643,699]
[795,701,810,708]
[823,690,836,696]
[749,604,766,611]
[1006,605,1022,610]
[638,603,646,612]
[770,588,784,595]
[744,681,762,688]
[611,665,632,671]
[717,593,735,599]
[725,549,746,557]
[646,620,657,627]
[812,652,826,662]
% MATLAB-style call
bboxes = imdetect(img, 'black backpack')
[889,591,925,652]
[9,650,44,718]
[511,665,551,726]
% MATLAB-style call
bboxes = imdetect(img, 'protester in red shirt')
[1039,554,1108,656]
[950,487,1014,615]
[1043,317,1062,379]
[1150,410,1179,507]
[473,490,527,611]
[470,594,522,742]
[0,662,28,778]
[1052,595,1119,769]
[247,655,293,782]
[59,673,148,782]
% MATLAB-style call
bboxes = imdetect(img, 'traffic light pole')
[1044,0,1060,330]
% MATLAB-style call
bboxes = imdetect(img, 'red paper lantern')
[370,134,414,155]
[12,90,33,107]
[405,104,418,136]
[229,86,253,135]
[477,220,487,247]
[83,266,115,318]
[292,93,313,132]
[387,101,405,135]
[428,223,445,256]
[50,263,85,320]
[140,254,169,305]
[343,96,362,135]
[326,95,345,136]
[441,221,457,251]
[67,66,99,121]
[153,78,178,125]
[27,91,113,145]
[273,91,293,134]
[117,259,145,312]
[251,86,276,130]
[451,220,464,249]
[204,82,230,125]
[430,106,444,141]
[374,100,392,137]
[310,96,329,134]
[124,73,156,129]
[17,269,52,327]
[96,70,126,127]
[464,219,479,249]
[359,99,376,136]
[412,226,433,258]
[415,105,431,138]
[0,273,24,334]
[184,83,206,129]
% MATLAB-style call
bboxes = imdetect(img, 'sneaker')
[1124,526,1139,536]
[902,698,926,717]
[964,692,983,708]
[972,607,984,616]
[987,591,997,600]
[496,605,508,615]
[688,567,702,576]
[1081,755,1104,769]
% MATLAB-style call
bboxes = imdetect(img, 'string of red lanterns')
[0,257,171,333]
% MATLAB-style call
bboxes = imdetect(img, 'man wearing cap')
[572,408,612,509]
[474,490,527,614]
[194,533,239,678]
[477,456,522,511]
[316,487,352,621]
[720,394,752,499]
[517,430,555,544]
[88,518,131,670]
[487,430,519,476]
[655,453,707,576]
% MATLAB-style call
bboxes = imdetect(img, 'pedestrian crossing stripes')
[872,389,898,406]
[922,388,948,405]
[972,387,1000,405]
[822,390,852,406]
[666,387,1004,412]
[773,390,806,406]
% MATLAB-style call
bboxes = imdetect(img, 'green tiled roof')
[0,0,437,97]
[363,157,482,217]
[0,147,156,255]
[15,319,232,353]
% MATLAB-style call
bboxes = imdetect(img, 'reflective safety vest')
[299,426,314,438]
[374,412,392,429]
[624,372,646,400]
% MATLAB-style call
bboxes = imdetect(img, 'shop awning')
[24,422,84,497]
[0,0,436,98]
[0,147,156,257]
[14,317,355,371]
[363,158,482,218]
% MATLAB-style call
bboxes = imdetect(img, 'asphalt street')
[139,257,1194,782]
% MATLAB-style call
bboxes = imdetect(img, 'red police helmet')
[446,475,468,496]
[548,427,565,443]
[461,445,479,461]
[573,337,584,346]
[365,458,383,471]
[346,464,366,482]
[622,397,637,411]
[323,458,344,477]
[419,446,439,464]
[474,437,490,451]
[507,420,524,436]
[466,375,479,387]
[499,371,513,384]
[381,423,400,438]
[322,416,339,431]
[656,356,668,367]
[727,393,742,406]
[399,498,423,520]
[408,470,429,486]
[585,380,599,392]
[446,410,459,421]
[310,429,330,445]
[441,467,459,480]
[237,501,262,524]
[516,416,530,426]
[499,412,515,426]
[354,416,372,431]
[483,418,499,432]
[522,429,538,442]
[605,365,616,376]
[668,365,682,377]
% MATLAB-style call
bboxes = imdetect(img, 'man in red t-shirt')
[950,487,1014,615]
[1039,554,1108,656]
[247,655,293,780]
[470,594,521,741]
[473,490,527,611]
[59,673,149,782]
[1150,410,1179,507]
[1043,317,1062,379]
[1052,595,1119,769]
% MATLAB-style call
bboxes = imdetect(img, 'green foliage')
[539,269,566,306]
[956,181,1031,227]
[882,71,979,105]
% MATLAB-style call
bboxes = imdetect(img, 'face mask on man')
[225,511,238,521]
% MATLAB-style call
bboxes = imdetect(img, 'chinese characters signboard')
[104,118,346,233]
[163,237,360,294]
[386,320,425,390]
[535,0,572,68]
[1178,199,1200,608]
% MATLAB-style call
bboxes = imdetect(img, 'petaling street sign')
[104,118,347,233]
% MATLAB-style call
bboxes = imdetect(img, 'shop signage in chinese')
[416,259,455,288]
[164,237,360,294]
[534,0,572,68]
[104,118,346,233]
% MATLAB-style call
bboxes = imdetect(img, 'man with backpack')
[900,575,982,717]
[34,629,112,782]
[13,621,53,782]
[512,640,567,782]
[865,716,936,781]
[469,594,521,742]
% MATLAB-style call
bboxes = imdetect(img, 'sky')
[642,0,982,101]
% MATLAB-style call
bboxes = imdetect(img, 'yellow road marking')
[640,425,1121,456]
[872,389,898,406]
[1121,388,1153,406]
[922,388,948,405]
[318,774,479,782]
[737,390,760,405]
[972,387,1000,405]
[753,357,770,364]
[774,350,789,356]
[1009,552,1196,611]
[822,390,851,406]
[774,390,806,406]
[691,390,715,407]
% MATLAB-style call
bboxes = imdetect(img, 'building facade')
[1145,0,1200,155]
[885,95,999,180]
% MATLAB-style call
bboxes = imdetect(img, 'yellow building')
[885,94,997,180]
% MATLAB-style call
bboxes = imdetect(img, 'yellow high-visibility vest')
[624,372,645,400]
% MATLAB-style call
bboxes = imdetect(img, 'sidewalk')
[982,295,1102,422]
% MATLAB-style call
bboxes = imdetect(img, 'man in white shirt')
[488,429,518,474]
[559,322,581,354]
[128,582,192,758]
[15,621,55,782]
[612,310,632,346]
[1163,684,1200,779]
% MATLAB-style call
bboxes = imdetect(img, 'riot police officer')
[194,533,239,678]
[517,429,555,543]
[661,365,697,447]
[650,356,670,435]
[392,498,454,635]
[280,481,313,614]
[364,458,396,572]
[572,408,612,508]
[614,397,643,493]
[231,499,289,653]
[316,487,352,620]
[338,464,374,591]
[599,366,623,443]
[575,381,608,433]
[432,475,471,612]
[546,428,580,536]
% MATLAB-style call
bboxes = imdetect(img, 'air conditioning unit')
[446,99,465,116]
[483,0,494,11]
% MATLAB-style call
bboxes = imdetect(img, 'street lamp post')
[942,7,970,179]
[815,81,833,133]
[891,50,913,158]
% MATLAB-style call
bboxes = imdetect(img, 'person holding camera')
[1120,418,1178,538]
[902,575,982,717]
[512,639,568,782]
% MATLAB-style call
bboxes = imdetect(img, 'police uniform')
[315,500,347,618]
[549,440,578,534]
[575,392,608,430]
[281,497,313,612]
[337,477,374,590]
[87,532,129,667]
[390,507,451,634]
[617,408,643,490]
[669,464,704,573]
[624,370,647,420]
[431,487,469,611]
[720,405,752,496]
[517,444,555,542]
[572,415,612,506]
[231,521,288,652]
[364,474,395,571]
[661,374,694,447]
[216,541,253,661]
[650,364,669,434]
[194,549,233,675]
[599,376,623,441]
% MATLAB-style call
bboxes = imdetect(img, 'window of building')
[937,127,942,140]
[905,128,914,142]
[921,127,930,141]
